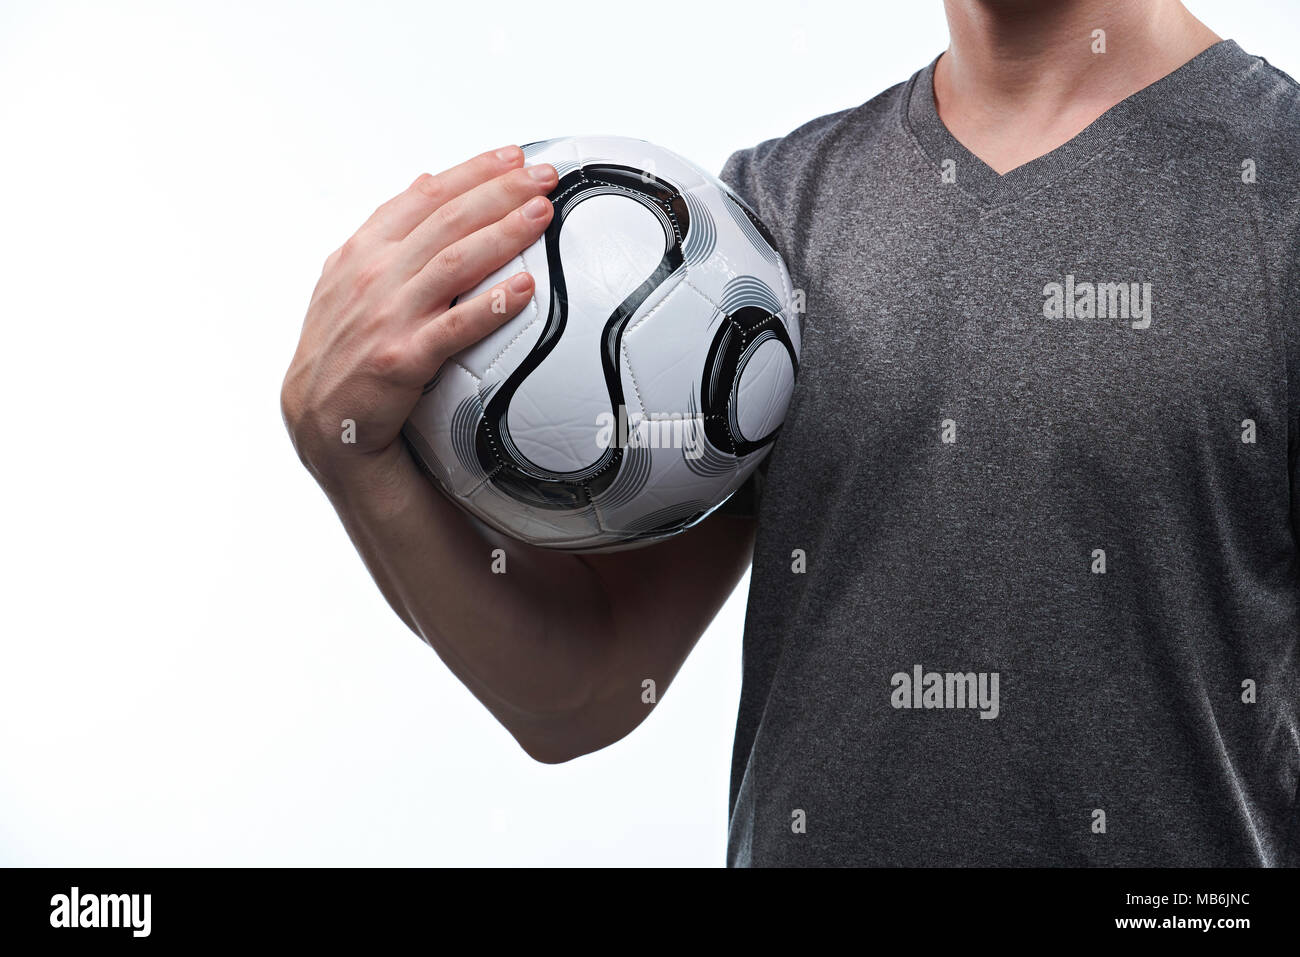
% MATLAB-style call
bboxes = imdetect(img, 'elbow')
[510,717,628,765]
[517,737,587,765]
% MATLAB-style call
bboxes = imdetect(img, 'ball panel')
[680,184,786,315]
[404,363,492,500]
[692,177,802,356]
[469,480,603,547]
[594,440,730,539]
[773,244,802,358]
[505,193,668,475]
[621,280,719,422]
[734,337,796,443]
[572,135,708,194]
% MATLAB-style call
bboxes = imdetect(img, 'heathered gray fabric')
[718,40,1300,866]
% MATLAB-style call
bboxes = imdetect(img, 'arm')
[281,147,753,763]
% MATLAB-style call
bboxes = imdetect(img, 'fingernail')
[526,164,556,182]
[509,273,533,293]
[496,145,521,162]
[522,196,551,220]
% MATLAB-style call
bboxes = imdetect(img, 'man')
[281,0,1300,865]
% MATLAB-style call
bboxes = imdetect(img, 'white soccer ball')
[403,135,800,551]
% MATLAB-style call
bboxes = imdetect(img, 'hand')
[281,146,557,491]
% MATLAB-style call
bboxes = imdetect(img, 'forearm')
[322,443,617,742]
[319,441,755,763]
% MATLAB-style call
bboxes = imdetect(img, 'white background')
[1,0,1296,867]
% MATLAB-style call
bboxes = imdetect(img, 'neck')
[933,0,1220,173]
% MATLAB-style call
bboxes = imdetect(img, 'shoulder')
[718,79,911,248]
[1212,53,1298,189]
[1136,46,1300,296]
[1223,56,1300,288]
[721,82,906,187]
[1221,52,1300,151]
[1146,48,1300,196]
[1231,56,1300,226]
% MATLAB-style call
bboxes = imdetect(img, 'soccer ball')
[403,135,800,551]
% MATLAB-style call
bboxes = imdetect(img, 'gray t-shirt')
[719,39,1300,866]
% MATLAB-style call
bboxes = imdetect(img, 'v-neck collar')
[901,39,1254,209]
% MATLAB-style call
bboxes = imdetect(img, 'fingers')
[360,146,526,241]
[396,162,558,278]
[404,195,554,313]
[411,272,537,373]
